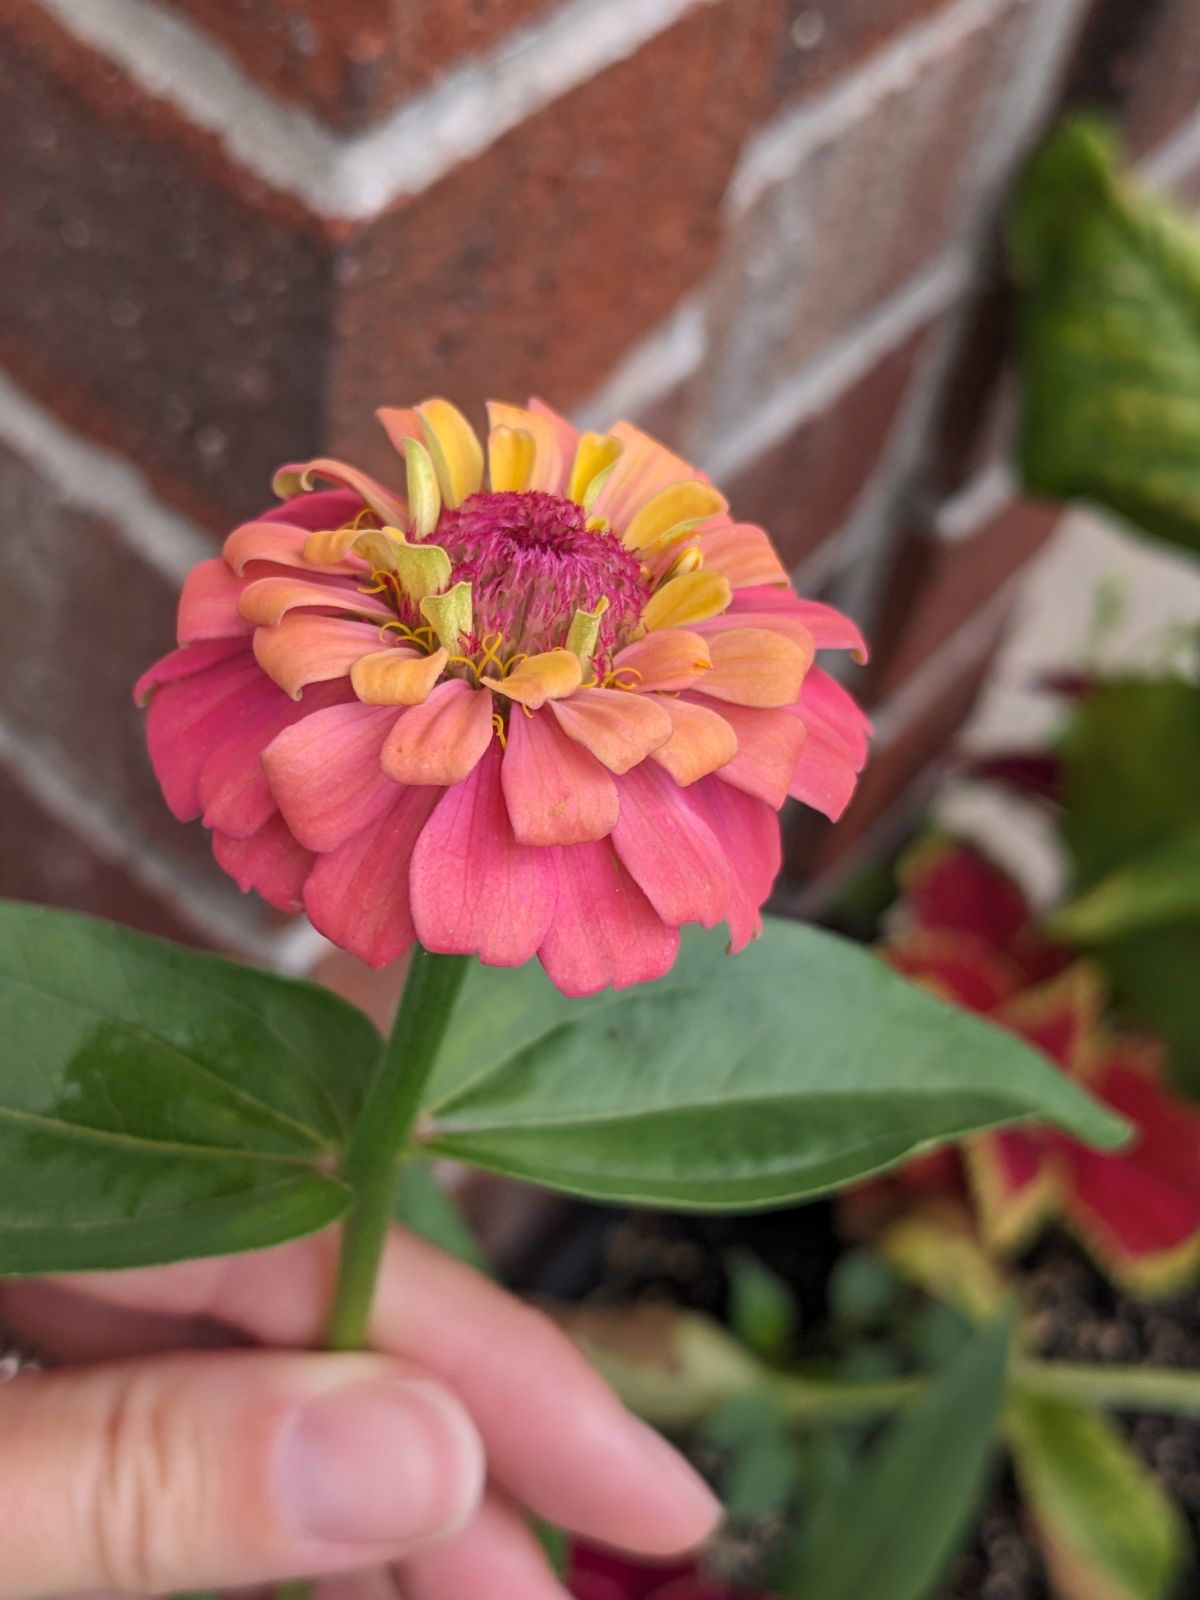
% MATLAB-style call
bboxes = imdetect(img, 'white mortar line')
[726,0,1018,220]
[0,368,212,583]
[934,460,1018,541]
[870,573,1025,747]
[705,255,969,483]
[37,0,714,220]
[0,715,292,959]
[572,295,708,433]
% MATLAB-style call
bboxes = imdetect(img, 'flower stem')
[324,946,471,1352]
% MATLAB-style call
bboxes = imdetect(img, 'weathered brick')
[696,0,1036,442]
[163,0,563,131]
[721,320,934,570]
[0,439,267,928]
[1111,0,1200,156]
[0,0,331,533]
[867,497,1061,705]
[327,0,786,477]
[771,0,958,106]
[0,763,206,946]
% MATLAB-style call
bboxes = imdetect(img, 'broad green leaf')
[1008,1394,1187,1600]
[1099,928,1200,1099]
[1012,117,1200,557]
[394,1161,487,1273]
[0,900,381,1273]
[1052,821,1200,941]
[420,920,1127,1210]
[786,1307,1013,1600]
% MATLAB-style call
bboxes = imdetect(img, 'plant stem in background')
[324,946,471,1352]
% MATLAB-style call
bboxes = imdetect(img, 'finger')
[53,1228,722,1556]
[0,1279,238,1363]
[0,1351,483,1599]
[398,1492,571,1600]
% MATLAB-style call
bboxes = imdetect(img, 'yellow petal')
[488,425,536,493]
[486,402,567,491]
[302,527,362,565]
[623,480,727,551]
[417,398,484,508]
[420,582,474,650]
[351,647,449,706]
[642,571,732,631]
[568,433,624,505]
[353,528,405,572]
[565,599,610,668]
[404,438,442,537]
[484,649,583,709]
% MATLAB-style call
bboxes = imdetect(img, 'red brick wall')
[2,0,1196,954]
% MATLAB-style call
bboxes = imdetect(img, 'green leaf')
[394,1161,487,1273]
[1008,1394,1187,1600]
[1052,821,1200,941]
[727,1248,797,1360]
[702,1390,799,1521]
[420,920,1127,1210]
[1012,116,1200,557]
[786,1307,1013,1600]
[0,899,382,1274]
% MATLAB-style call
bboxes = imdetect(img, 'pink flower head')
[569,1545,772,1600]
[885,839,1200,1295]
[137,399,869,995]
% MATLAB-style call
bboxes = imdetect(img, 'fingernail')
[626,1414,723,1539]
[276,1377,484,1547]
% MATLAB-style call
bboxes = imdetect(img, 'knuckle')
[86,1368,206,1592]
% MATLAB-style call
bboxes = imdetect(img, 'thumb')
[0,1349,484,1598]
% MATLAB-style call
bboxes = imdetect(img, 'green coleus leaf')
[785,1307,1013,1600]
[419,919,1127,1209]
[1008,1394,1187,1600]
[0,899,381,1274]
[1052,821,1200,942]
[1012,116,1200,557]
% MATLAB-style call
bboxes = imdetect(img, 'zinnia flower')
[137,399,869,996]
[883,838,1200,1294]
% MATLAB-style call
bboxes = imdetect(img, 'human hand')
[0,1224,719,1599]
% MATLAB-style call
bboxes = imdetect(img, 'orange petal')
[501,708,619,846]
[485,649,582,709]
[612,629,712,692]
[379,401,484,509]
[351,646,448,706]
[651,698,738,785]
[697,626,814,708]
[238,576,394,627]
[272,457,406,527]
[225,520,357,576]
[642,571,733,631]
[300,527,364,567]
[622,480,728,552]
[589,421,700,528]
[551,687,672,774]
[380,679,494,786]
[487,401,568,492]
[253,614,385,699]
[699,521,790,588]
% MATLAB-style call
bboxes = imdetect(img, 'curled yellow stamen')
[491,711,508,748]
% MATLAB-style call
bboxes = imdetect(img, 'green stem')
[1015,1359,1200,1417]
[324,946,470,1353]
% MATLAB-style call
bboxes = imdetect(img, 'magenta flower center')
[434,490,650,657]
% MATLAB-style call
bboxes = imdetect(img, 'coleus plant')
[0,401,1126,1585]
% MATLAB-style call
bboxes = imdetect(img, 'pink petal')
[381,679,494,787]
[260,488,363,531]
[538,840,680,997]
[199,678,350,839]
[134,637,249,706]
[696,701,806,809]
[212,812,313,914]
[733,588,868,658]
[146,653,272,820]
[303,784,442,969]
[485,401,569,492]
[410,743,559,967]
[610,760,732,929]
[690,777,781,952]
[224,520,364,577]
[501,707,619,846]
[263,701,401,852]
[612,629,712,693]
[789,730,862,821]
[529,396,582,492]
[238,574,394,627]
[177,558,255,645]
[795,665,871,766]
[253,613,385,699]
[550,687,673,774]
[273,457,406,527]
